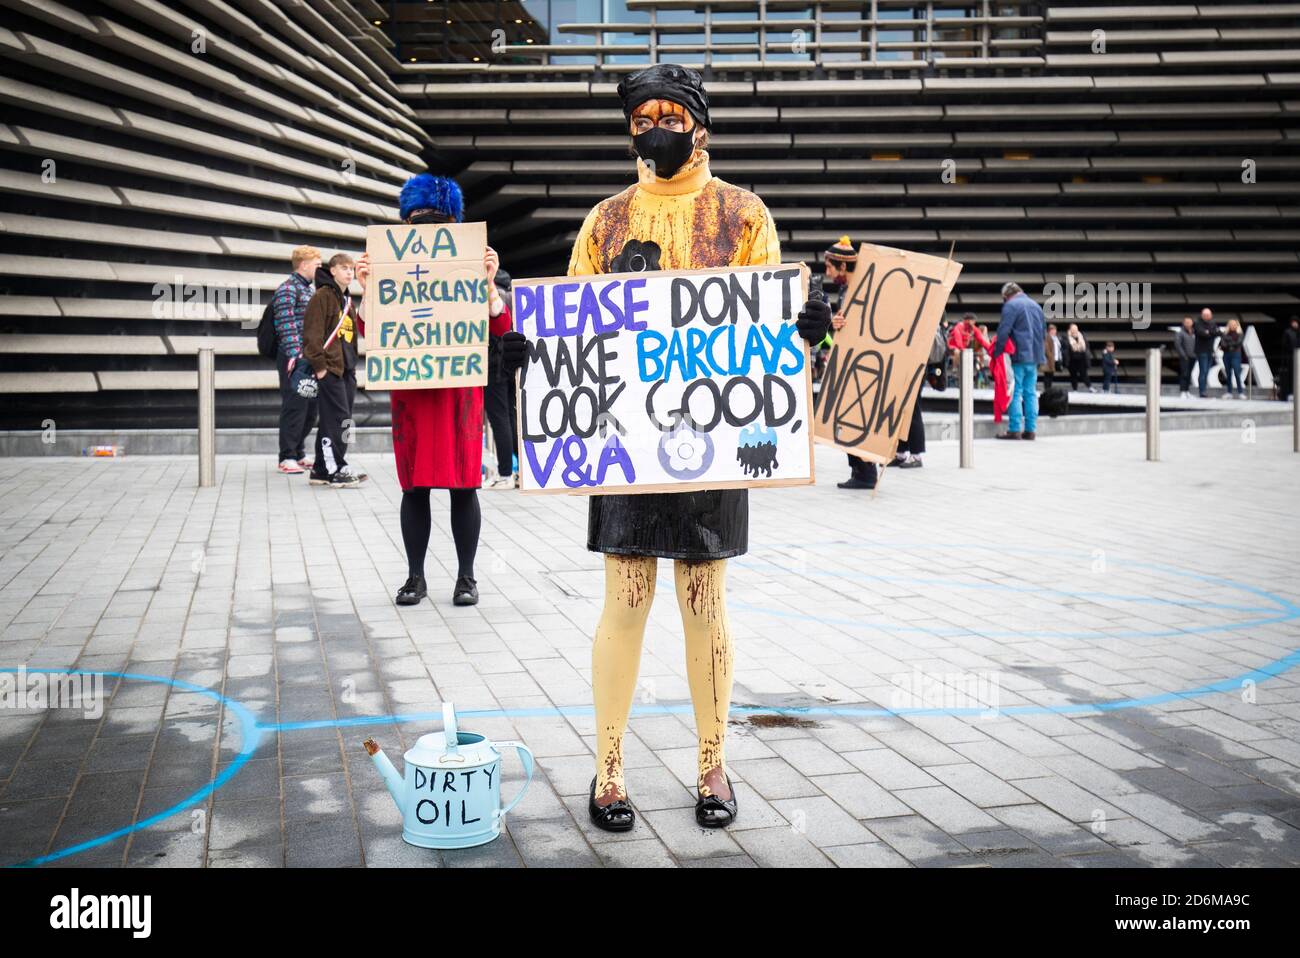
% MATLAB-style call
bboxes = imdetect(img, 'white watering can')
[364,702,534,850]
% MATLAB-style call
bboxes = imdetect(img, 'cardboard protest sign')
[512,263,813,495]
[363,222,488,390]
[814,243,962,464]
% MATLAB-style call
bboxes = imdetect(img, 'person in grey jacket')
[1174,316,1196,398]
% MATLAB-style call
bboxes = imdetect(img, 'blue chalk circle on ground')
[5,548,1297,866]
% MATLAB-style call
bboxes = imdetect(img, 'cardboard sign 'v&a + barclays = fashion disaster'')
[363,222,489,390]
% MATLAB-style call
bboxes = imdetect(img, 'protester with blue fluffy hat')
[399,174,464,224]
[356,173,512,607]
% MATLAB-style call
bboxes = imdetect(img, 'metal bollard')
[1145,348,1160,462]
[959,347,974,468]
[1294,348,1299,453]
[198,347,215,487]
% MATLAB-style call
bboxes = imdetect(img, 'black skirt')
[587,489,748,560]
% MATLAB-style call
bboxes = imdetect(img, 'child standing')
[1101,341,1119,393]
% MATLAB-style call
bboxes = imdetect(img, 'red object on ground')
[992,338,1017,423]
[386,305,513,491]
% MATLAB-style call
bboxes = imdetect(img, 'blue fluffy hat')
[398,174,464,223]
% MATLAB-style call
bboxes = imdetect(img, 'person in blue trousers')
[992,282,1047,441]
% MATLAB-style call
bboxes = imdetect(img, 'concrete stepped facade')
[1,0,1298,428]
[0,0,422,428]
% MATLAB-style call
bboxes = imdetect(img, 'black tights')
[400,488,480,581]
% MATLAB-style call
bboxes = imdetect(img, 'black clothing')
[277,349,317,462]
[484,377,517,477]
[402,488,480,580]
[1068,351,1090,390]
[312,370,353,477]
[1193,317,1218,354]
[617,63,712,130]
[896,405,926,456]
[847,454,877,485]
[589,490,748,560]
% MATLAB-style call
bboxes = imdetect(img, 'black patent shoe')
[395,575,427,606]
[695,775,738,828]
[452,575,479,606]
[588,776,635,832]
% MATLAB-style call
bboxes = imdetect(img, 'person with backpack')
[301,253,366,487]
[270,245,320,474]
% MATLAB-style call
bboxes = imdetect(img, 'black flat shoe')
[395,575,427,606]
[452,575,478,606]
[588,776,635,832]
[695,775,738,828]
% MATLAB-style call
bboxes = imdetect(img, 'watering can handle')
[493,740,535,819]
[443,702,458,755]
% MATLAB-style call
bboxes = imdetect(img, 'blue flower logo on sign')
[658,421,713,480]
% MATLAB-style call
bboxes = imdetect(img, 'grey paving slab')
[0,428,1298,867]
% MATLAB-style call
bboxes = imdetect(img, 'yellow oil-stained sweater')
[567,150,781,277]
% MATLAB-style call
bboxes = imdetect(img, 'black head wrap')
[617,63,712,131]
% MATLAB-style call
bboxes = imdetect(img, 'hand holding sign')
[501,331,528,373]
[796,298,832,345]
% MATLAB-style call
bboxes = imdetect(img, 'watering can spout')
[363,738,405,815]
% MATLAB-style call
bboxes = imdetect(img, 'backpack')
[928,325,948,365]
[1040,385,1069,418]
[924,327,949,391]
[256,298,277,359]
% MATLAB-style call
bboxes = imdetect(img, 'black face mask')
[407,210,454,225]
[632,127,696,179]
